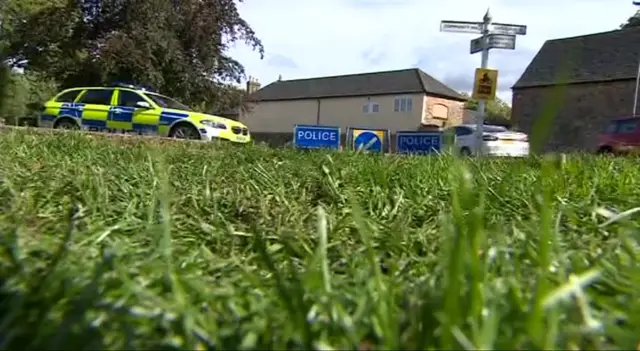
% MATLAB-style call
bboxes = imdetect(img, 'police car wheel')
[170,124,200,140]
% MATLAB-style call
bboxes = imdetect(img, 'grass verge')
[0,129,639,349]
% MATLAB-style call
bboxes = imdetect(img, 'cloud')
[361,48,386,66]
[229,0,637,104]
[266,54,298,69]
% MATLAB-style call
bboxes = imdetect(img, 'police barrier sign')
[348,128,389,153]
[396,131,442,154]
[293,124,341,149]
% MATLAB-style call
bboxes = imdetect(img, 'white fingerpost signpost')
[634,2,640,115]
[440,9,527,155]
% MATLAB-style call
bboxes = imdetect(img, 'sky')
[228,0,637,105]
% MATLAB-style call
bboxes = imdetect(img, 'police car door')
[111,89,160,135]
[75,88,115,132]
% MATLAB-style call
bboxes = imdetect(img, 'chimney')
[246,76,261,94]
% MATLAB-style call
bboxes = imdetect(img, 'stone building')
[511,27,640,151]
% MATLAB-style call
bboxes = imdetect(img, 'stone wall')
[511,80,637,152]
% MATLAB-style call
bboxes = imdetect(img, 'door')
[76,88,115,132]
[110,89,160,135]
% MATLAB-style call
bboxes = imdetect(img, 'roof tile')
[248,68,466,102]
[513,27,640,89]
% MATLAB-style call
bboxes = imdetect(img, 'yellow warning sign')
[472,68,498,101]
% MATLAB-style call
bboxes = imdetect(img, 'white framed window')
[363,102,380,114]
[394,96,413,112]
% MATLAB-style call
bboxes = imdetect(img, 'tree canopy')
[460,92,512,125]
[621,10,640,28]
[1,0,263,114]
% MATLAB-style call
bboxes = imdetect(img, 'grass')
[0,128,639,350]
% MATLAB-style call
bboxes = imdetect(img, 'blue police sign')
[396,131,442,155]
[293,124,341,149]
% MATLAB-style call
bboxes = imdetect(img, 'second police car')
[38,83,251,143]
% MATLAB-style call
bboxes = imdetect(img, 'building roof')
[247,68,466,102]
[512,27,640,89]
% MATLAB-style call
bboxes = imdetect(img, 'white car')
[444,124,530,157]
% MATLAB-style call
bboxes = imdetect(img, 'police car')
[38,83,251,143]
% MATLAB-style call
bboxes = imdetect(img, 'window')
[605,122,617,134]
[455,126,473,136]
[481,125,508,133]
[362,102,379,114]
[144,92,190,111]
[55,90,82,103]
[394,96,413,112]
[118,90,146,107]
[618,119,638,133]
[605,119,638,134]
[78,89,114,105]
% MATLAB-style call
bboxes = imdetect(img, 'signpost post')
[293,124,341,150]
[440,10,527,155]
[634,1,640,115]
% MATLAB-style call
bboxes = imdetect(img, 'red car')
[597,117,640,154]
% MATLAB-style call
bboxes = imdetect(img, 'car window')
[455,126,473,136]
[55,90,82,103]
[483,125,508,133]
[78,89,114,105]
[118,90,145,107]
[143,93,191,111]
[617,119,638,133]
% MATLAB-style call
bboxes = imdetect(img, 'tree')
[621,10,640,28]
[3,0,263,111]
[460,92,512,125]
[0,70,58,125]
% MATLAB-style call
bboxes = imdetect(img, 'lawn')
[0,128,639,350]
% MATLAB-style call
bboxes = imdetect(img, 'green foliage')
[460,92,512,125]
[0,129,640,349]
[621,10,640,28]
[1,0,262,112]
[0,70,57,124]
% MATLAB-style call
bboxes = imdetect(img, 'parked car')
[443,124,530,157]
[35,83,251,143]
[597,116,639,154]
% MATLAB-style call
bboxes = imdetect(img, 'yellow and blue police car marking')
[61,103,84,119]
[108,106,135,122]
[352,128,386,152]
[39,103,84,123]
[43,103,197,137]
[159,111,189,126]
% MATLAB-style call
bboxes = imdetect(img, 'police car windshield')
[144,93,191,111]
